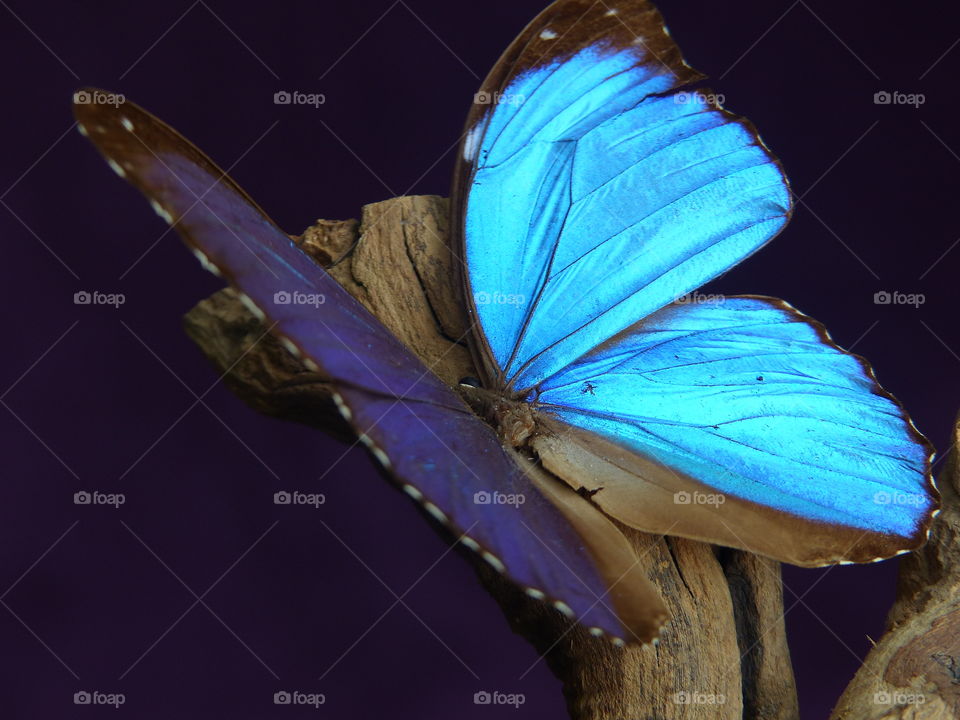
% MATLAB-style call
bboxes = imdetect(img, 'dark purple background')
[1,1,957,717]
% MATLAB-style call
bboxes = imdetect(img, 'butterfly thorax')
[457,383,537,449]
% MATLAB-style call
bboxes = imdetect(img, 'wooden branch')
[830,418,960,720]
[181,195,949,719]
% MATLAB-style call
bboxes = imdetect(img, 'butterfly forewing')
[74,89,666,643]
[452,0,790,391]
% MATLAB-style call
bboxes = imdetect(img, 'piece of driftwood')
[183,195,953,719]
[830,416,960,720]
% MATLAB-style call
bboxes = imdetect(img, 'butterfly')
[74,0,938,645]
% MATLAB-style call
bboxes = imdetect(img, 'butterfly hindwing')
[74,90,666,643]
[531,297,937,566]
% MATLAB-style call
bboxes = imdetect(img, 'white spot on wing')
[149,199,173,224]
[604,8,619,16]
[107,159,126,178]
[460,537,480,552]
[402,484,423,501]
[553,600,574,618]
[482,552,506,573]
[191,248,221,276]
[237,293,266,321]
[372,447,391,468]
[121,117,134,132]
[77,124,89,137]
[540,29,558,40]
[423,502,448,524]
[589,627,604,637]
[525,588,545,600]
[463,123,483,163]
[279,337,301,358]
[302,358,319,372]
[332,392,352,421]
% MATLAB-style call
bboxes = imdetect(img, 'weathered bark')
[182,195,953,719]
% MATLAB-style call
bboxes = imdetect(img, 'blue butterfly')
[75,0,938,645]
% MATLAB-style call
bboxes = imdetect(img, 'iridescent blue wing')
[73,91,666,643]
[452,0,936,565]
[531,297,937,566]
[452,0,791,392]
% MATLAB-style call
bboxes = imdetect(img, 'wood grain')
[181,195,951,719]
